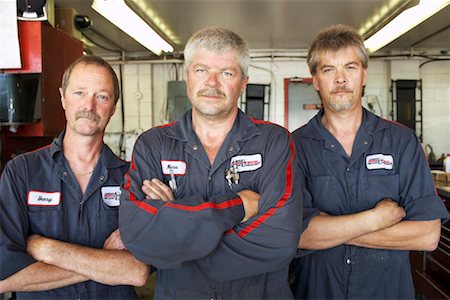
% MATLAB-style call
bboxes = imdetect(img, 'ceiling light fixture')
[364,0,450,53]
[91,0,173,55]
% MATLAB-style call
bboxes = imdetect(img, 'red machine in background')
[0,21,83,171]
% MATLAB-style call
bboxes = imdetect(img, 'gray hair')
[183,27,250,79]
[61,55,120,103]
[307,24,369,75]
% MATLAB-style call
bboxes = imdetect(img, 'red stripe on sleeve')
[130,199,158,215]
[165,198,242,212]
[234,134,295,238]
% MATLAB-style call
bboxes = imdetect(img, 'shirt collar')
[49,129,127,169]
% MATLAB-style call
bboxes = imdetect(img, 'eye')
[322,68,334,73]
[223,71,233,78]
[195,68,207,75]
[97,94,109,102]
[73,91,84,96]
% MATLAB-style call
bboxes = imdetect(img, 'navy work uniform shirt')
[290,108,449,299]
[119,109,302,299]
[0,132,136,299]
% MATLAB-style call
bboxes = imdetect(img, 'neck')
[321,107,362,136]
[321,107,362,157]
[192,109,237,164]
[63,129,104,165]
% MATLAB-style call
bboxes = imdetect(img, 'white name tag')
[27,191,61,206]
[366,154,394,170]
[101,186,121,207]
[161,160,186,175]
[230,154,263,172]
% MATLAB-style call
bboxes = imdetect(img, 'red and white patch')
[101,186,121,207]
[231,154,262,172]
[27,190,61,206]
[366,154,394,170]
[161,160,187,175]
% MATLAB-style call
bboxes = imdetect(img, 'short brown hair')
[61,55,120,103]
[307,24,368,75]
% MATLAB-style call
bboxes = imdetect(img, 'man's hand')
[237,190,260,223]
[103,229,125,250]
[371,198,406,231]
[142,179,174,202]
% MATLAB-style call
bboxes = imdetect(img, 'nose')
[82,94,96,111]
[206,72,220,87]
[334,68,347,85]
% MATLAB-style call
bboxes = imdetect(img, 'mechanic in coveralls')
[290,24,449,299]
[119,27,302,299]
[0,55,149,299]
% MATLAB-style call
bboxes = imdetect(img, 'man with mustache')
[0,55,149,299]
[289,24,449,299]
[119,27,302,299]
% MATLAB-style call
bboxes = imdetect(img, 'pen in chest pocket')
[169,168,177,192]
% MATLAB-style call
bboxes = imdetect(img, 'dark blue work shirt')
[0,132,136,299]
[290,108,449,299]
[120,109,302,299]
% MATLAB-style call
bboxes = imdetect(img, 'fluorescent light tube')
[364,0,450,53]
[91,0,173,55]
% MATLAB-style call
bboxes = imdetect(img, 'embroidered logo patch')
[161,160,187,175]
[366,154,394,170]
[27,191,61,206]
[101,186,121,207]
[230,154,263,172]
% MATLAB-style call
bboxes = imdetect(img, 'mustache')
[197,87,226,98]
[332,85,352,93]
[75,110,100,124]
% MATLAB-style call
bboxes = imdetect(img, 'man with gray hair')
[290,24,448,299]
[119,27,302,299]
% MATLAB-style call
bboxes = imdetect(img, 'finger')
[142,180,165,200]
[151,179,174,202]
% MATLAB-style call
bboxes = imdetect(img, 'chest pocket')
[306,175,345,214]
[360,173,400,207]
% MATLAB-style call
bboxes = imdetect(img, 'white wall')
[104,54,450,160]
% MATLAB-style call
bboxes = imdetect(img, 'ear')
[59,87,66,110]
[312,75,320,91]
[362,68,368,86]
[240,76,249,92]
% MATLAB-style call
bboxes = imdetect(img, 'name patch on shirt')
[161,160,187,175]
[366,154,394,170]
[101,186,121,207]
[230,154,262,172]
[27,190,61,206]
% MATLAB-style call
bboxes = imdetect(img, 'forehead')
[316,46,362,66]
[68,63,114,88]
[190,47,240,69]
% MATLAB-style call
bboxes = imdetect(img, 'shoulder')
[2,145,52,177]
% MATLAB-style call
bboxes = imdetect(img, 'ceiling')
[52,0,450,58]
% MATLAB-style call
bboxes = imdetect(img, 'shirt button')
[229,147,234,152]
[346,167,350,172]
[364,140,368,145]
[193,145,198,151]
[208,176,212,181]
[330,144,335,148]
[63,171,68,176]
[346,258,351,264]
[100,175,105,181]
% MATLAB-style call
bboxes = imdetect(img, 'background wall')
[104,54,450,161]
